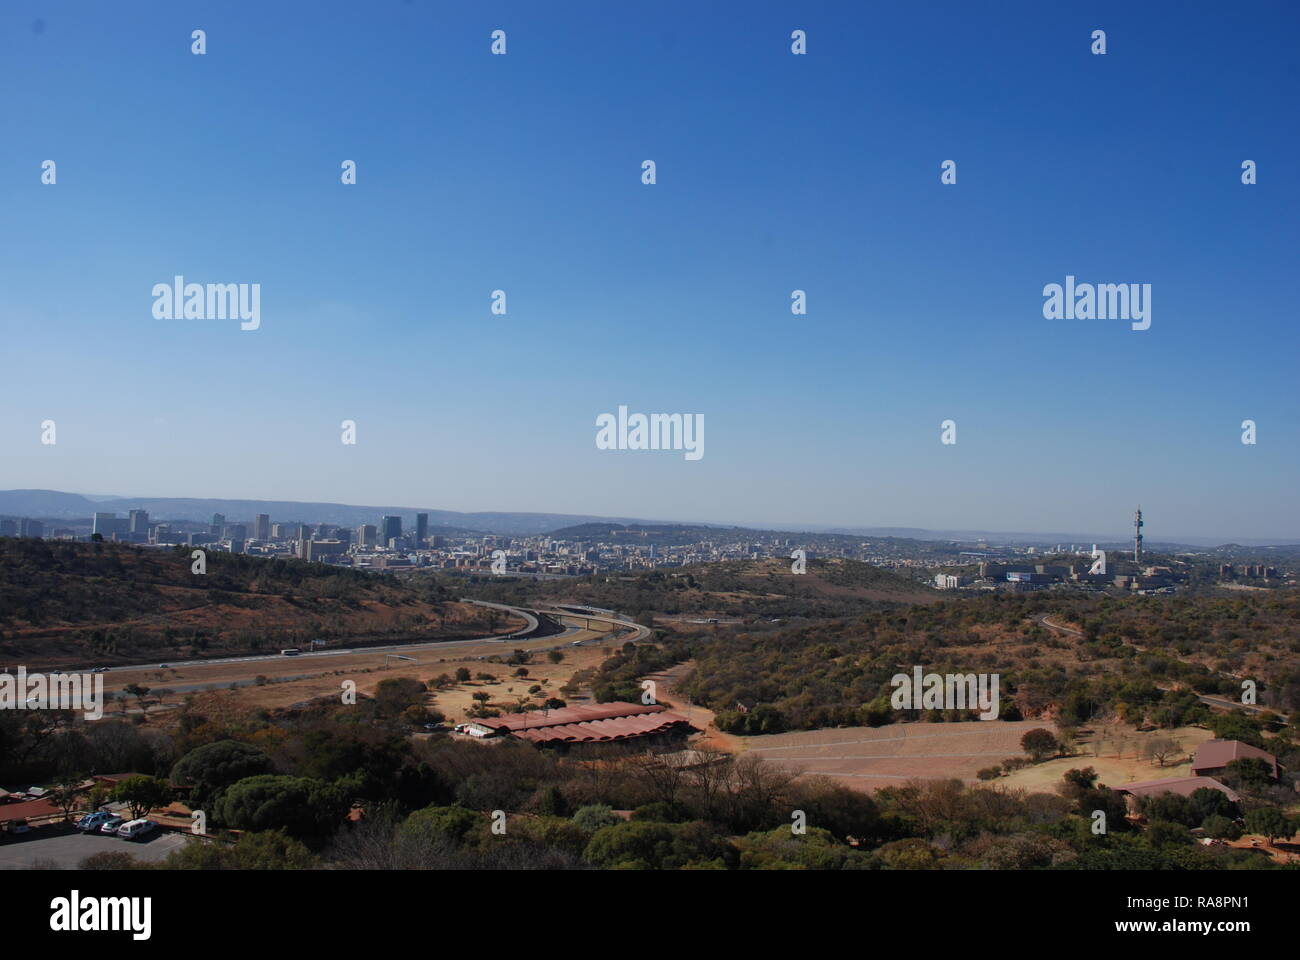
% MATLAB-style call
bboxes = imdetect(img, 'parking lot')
[0,825,194,869]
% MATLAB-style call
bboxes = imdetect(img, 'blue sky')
[1,1,1296,540]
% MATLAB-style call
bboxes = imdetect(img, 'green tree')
[111,775,172,820]
[400,805,482,848]
[1243,807,1291,843]
[171,740,275,807]
[48,773,87,822]
[1020,728,1059,762]
[1200,815,1241,841]
[572,804,623,834]
[215,775,347,838]
[1223,757,1274,790]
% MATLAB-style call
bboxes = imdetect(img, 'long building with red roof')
[464,701,693,746]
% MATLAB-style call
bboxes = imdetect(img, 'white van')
[116,819,159,840]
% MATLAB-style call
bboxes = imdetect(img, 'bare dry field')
[739,720,1061,791]
[997,725,1216,792]
[735,720,1219,795]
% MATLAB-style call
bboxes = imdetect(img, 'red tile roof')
[0,797,62,822]
[1112,776,1241,802]
[475,701,692,744]
[1191,740,1279,779]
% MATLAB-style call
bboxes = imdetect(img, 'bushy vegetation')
[678,590,1300,732]
[0,538,473,663]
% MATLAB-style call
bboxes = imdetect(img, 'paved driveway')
[0,826,193,869]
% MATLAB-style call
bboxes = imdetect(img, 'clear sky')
[1,1,1296,541]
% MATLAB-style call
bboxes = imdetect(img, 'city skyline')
[0,486,1295,546]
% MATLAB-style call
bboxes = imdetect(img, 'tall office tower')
[210,513,226,536]
[416,513,428,548]
[1133,507,1144,562]
[19,518,45,538]
[255,514,271,540]
[92,512,118,537]
[381,515,402,545]
[227,523,247,541]
[128,509,150,536]
[358,524,377,548]
[153,523,172,543]
[0,519,17,536]
[316,524,335,540]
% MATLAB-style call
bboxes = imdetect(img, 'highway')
[79,598,547,677]
[73,598,649,689]
[534,607,652,643]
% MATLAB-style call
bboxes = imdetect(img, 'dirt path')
[641,660,744,753]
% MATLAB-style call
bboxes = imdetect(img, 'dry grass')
[738,720,1060,791]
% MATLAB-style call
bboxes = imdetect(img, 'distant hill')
[0,538,504,668]
[548,522,740,544]
[452,557,939,619]
[0,489,649,536]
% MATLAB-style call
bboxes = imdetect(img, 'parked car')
[98,816,127,835]
[117,819,159,840]
[75,811,112,832]
[8,820,32,834]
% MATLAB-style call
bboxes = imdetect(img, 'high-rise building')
[1133,507,1144,562]
[255,514,271,540]
[0,519,17,536]
[210,513,226,536]
[19,518,44,538]
[305,540,348,562]
[416,513,428,548]
[358,524,377,548]
[129,509,150,538]
[92,512,128,539]
[381,515,402,546]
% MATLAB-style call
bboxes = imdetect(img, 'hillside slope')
[0,538,503,667]
[451,557,938,620]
